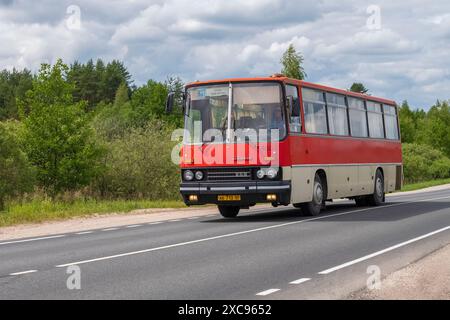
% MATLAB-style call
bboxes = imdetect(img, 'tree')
[130,79,171,126]
[418,100,450,157]
[67,59,132,109]
[114,82,129,107]
[19,59,102,196]
[280,44,306,80]
[0,122,34,210]
[0,68,33,120]
[349,82,369,94]
[102,60,132,103]
[398,100,416,143]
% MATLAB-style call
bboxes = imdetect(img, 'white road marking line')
[126,225,142,228]
[318,225,450,275]
[187,217,200,220]
[169,219,181,222]
[256,289,280,296]
[101,228,119,232]
[148,221,163,225]
[0,235,66,246]
[9,270,38,276]
[289,278,311,285]
[75,231,93,235]
[54,195,450,268]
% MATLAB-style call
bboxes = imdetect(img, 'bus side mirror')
[166,92,175,114]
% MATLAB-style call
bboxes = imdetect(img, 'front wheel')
[218,205,240,218]
[300,174,324,216]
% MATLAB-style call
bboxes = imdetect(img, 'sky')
[0,0,449,109]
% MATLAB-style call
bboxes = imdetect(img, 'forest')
[0,58,449,223]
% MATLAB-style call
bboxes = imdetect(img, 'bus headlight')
[195,171,204,180]
[256,169,265,179]
[183,170,194,181]
[266,167,278,179]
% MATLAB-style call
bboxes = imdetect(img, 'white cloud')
[0,0,449,108]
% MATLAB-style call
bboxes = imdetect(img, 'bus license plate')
[218,195,241,201]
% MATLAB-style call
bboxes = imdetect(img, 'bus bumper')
[180,181,291,206]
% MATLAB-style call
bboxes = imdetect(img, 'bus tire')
[218,205,240,218]
[368,169,385,206]
[301,173,324,216]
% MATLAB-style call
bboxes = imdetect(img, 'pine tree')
[280,44,306,80]
[350,82,369,94]
[114,82,129,107]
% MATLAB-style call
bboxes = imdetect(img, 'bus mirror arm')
[287,95,299,117]
[165,92,175,114]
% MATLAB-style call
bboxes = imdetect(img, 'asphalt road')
[1,188,450,299]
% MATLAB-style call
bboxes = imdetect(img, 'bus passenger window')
[348,97,368,137]
[367,101,384,138]
[326,92,348,136]
[302,88,327,134]
[383,104,399,140]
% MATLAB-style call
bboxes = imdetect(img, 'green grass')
[1,178,450,228]
[0,199,186,228]
[400,178,450,192]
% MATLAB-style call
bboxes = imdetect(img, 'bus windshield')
[185,82,286,144]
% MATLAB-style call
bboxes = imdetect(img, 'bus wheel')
[368,170,385,206]
[301,174,324,216]
[218,205,240,218]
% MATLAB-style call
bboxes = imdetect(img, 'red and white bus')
[166,75,402,218]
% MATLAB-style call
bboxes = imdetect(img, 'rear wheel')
[301,174,324,216]
[218,205,240,218]
[367,169,385,206]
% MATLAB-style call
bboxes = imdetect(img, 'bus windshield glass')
[185,82,285,144]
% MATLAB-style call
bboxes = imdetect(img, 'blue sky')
[0,0,449,109]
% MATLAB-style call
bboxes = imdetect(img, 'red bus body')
[178,76,402,215]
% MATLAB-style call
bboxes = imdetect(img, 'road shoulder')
[1,183,449,242]
[350,243,450,299]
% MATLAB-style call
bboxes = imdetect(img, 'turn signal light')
[266,194,277,201]
[189,195,198,202]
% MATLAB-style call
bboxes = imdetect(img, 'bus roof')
[186,76,396,106]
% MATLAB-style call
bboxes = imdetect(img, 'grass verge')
[0,199,186,228]
[400,178,450,192]
[1,179,450,228]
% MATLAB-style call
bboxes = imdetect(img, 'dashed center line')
[126,225,142,228]
[169,219,181,222]
[75,231,93,235]
[148,221,163,225]
[289,278,311,285]
[256,288,280,296]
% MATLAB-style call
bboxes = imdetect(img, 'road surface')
[1,188,450,299]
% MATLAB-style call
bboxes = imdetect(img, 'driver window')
[286,85,301,133]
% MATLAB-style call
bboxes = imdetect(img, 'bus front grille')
[207,168,253,181]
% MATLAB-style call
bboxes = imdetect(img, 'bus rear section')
[167,75,402,218]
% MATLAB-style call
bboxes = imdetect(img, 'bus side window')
[286,85,301,133]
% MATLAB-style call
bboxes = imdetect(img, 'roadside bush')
[19,60,103,196]
[402,143,450,183]
[92,119,180,200]
[0,122,35,210]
